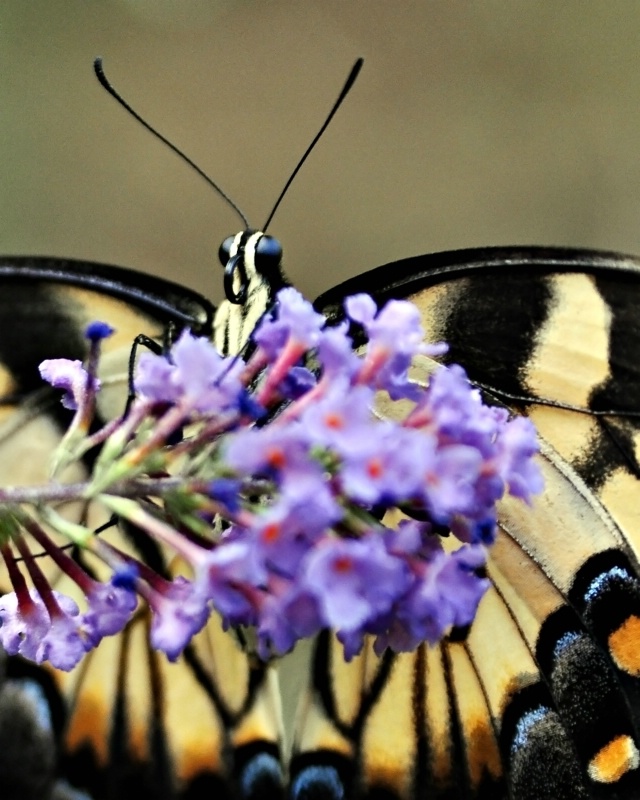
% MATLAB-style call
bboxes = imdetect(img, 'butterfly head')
[218,229,284,306]
[214,230,287,355]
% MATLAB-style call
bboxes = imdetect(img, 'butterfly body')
[214,229,288,355]
[2,244,640,800]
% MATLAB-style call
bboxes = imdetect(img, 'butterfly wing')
[0,258,284,800]
[295,246,640,799]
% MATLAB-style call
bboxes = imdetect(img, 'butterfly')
[2,58,640,800]
[1,240,640,800]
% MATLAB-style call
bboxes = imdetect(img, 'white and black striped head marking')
[214,229,287,356]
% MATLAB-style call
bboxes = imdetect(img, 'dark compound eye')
[218,235,235,267]
[254,235,283,274]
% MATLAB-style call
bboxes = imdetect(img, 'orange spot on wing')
[588,735,639,783]
[608,616,640,676]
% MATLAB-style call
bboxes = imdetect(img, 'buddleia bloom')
[0,292,542,668]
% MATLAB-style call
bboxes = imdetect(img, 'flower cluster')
[0,289,542,669]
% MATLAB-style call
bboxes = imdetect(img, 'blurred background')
[2,2,640,307]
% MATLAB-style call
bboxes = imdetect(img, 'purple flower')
[111,562,139,590]
[345,295,442,400]
[39,359,95,410]
[224,426,312,478]
[279,366,317,400]
[376,544,489,654]
[85,321,114,341]
[135,352,181,404]
[250,474,340,577]
[413,364,481,436]
[36,605,87,671]
[208,478,243,514]
[494,416,543,502]
[172,332,245,414]
[253,288,325,356]
[316,323,361,379]
[0,590,50,659]
[82,580,138,644]
[278,470,342,537]
[344,293,378,326]
[383,519,440,558]
[302,537,410,635]
[300,380,376,455]
[339,427,435,505]
[12,285,545,670]
[422,444,484,521]
[194,541,265,626]
[346,296,424,357]
[148,577,210,662]
[0,589,87,671]
[135,330,245,415]
[257,587,322,660]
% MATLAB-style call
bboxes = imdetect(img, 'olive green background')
[2,2,640,307]
[2,1,640,733]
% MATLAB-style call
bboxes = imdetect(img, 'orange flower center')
[262,522,281,543]
[266,447,286,469]
[333,556,353,573]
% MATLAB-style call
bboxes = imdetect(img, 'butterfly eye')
[219,236,235,267]
[254,235,283,275]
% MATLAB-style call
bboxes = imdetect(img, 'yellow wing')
[297,246,640,799]
[0,258,284,800]
[6,245,640,800]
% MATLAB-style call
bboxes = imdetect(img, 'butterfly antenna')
[93,57,249,228]
[262,57,364,232]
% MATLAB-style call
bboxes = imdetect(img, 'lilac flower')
[148,577,210,662]
[134,352,181,405]
[279,366,317,400]
[39,359,96,411]
[208,478,243,514]
[85,321,114,341]
[36,603,87,671]
[0,590,50,659]
[194,541,265,627]
[494,416,544,502]
[277,470,342,538]
[422,444,484,521]
[345,295,428,358]
[136,330,246,416]
[82,580,138,644]
[300,380,376,454]
[375,545,489,654]
[253,287,325,357]
[411,364,484,437]
[346,294,444,400]
[302,537,411,634]
[316,323,361,380]
[257,586,322,661]
[171,332,244,413]
[339,427,436,505]
[0,589,87,671]
[383,519,441,558]
[251,506,308,578]
[7,286,543,671]
[224,426,313,478]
